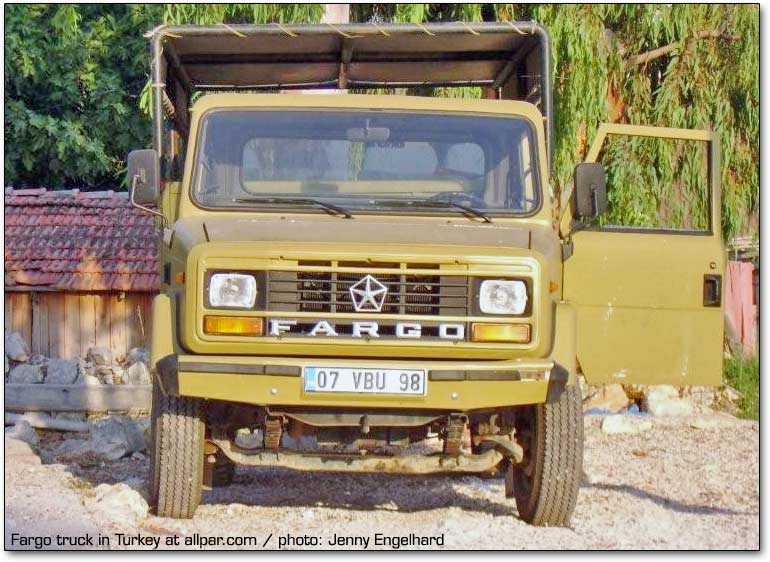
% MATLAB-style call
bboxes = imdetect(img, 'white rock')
[121,477,149,500]
[8,363,43,384]
[125,417,150,453]
[89,416,146,460]
[642,385,694,417]
[95,365,119,385]
[126,362,151,385]
[53,437,94,464]
[77,358,94,375]
[646,384,678,399]
[4,331,30,362]
[583,383,631,413]
[710,386,742,416]
[91,483,149,525]
[649,399,694,417]
[105,367,126,385]
[87,347,113,366]
[235,428,264,450]
[75,372,101,386]
[5,420,39,448]
[126,347,150,366]
[682,386,718,411]
[601,415,653,435]
[5,436,41,466]
[720,385,742,402]
[134,416,152,450]
[111,368,126,386]
[55,416,146,463]
[44,358,79,384]
[5,354,9,375]
[29,354,47,365]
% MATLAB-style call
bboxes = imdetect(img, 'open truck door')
[562,124,725,386]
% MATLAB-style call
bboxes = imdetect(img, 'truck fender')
[150,293,180,397]
[548,301,577,396]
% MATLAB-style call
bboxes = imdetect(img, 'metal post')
[533,23,554,176]
[151,33,165,160]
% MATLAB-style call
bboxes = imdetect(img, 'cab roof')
[190,93,546,124]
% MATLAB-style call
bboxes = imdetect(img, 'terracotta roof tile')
[4,189,159,292]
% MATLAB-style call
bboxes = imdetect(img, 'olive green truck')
[126,22,724,525]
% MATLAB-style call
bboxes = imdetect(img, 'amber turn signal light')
[471,323,531,343]
[203,316,263,336]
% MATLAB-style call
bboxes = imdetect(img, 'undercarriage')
[201,404,525,482]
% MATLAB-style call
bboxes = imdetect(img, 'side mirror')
[127,149,159,206]
[572,162,607,221]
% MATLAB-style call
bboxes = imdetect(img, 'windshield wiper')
[371,199,492,223]
[233,196,353,219]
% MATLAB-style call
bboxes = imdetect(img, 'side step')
[210,439,506,474]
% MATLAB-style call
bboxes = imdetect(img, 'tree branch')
[625,30,738,68]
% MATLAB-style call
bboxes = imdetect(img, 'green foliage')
[161,4,324,25]
[598,136,710,230]
[492,4,758,239]
[352,4,482,24]
[519,5,610,194]
[4,4,759,240]
[4,4,324,189]
[723,355,759,420]
[5,5,154,187]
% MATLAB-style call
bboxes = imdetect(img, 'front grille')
[268,261,470,316]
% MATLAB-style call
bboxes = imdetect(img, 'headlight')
[479,280,528,315]
[208,273,257,308]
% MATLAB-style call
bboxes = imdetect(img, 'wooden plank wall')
[4,292,154,359]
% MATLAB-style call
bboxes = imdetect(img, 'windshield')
[192,110,541,215]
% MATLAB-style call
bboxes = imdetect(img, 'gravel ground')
[5,413,759,550]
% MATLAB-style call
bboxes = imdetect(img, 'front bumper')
[156,354,564,411]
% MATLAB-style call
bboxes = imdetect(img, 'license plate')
[303,367,426,396]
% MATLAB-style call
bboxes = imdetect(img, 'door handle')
[703,274,722,307]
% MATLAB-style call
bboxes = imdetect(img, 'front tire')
[149,378,205,519]
[509,384,583,527]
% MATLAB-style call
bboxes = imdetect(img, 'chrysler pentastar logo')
[349,274,388,312]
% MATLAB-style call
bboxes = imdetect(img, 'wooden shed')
[4,188,159,359]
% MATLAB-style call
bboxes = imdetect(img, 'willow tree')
[494,4,759,240]
[159,4,325,25]
[351,4,758,240]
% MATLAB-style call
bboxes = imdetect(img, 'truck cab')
[129,22,724,525]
